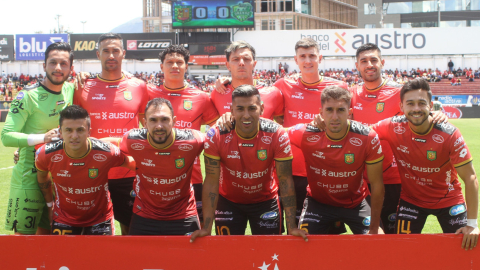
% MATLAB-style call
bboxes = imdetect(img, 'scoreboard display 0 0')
[172,0,255,29]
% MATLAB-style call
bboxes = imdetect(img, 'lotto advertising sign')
[16,34,68,60]
[172,0,255,29]
[234,27,480,57]
[0,35,14,61]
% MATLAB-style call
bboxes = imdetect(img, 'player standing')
[190,85,307,241]
[288,86,384,234]
[74,33,149,235]
[147,45,219,224]
[115,98,205,235]
[35,105,134,235]
[372,78,479,249]
[1,42,75,235]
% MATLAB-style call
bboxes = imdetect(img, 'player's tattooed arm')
[190,157,220,243]
[37,170,54,206]
[276,160,308,241]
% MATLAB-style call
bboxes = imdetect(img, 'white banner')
[234,28,480,57]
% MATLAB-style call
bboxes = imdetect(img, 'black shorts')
[293,176,308,225]
[108,177,135,226]
[215,195,282,235]
[368,183,401,234]
[299,196,371,235]
[51,219,113,235]
[193,183,203,223]
[395,199,467,234]
[129,213,200,235]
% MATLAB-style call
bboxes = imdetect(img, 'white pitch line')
[0,166,14,171]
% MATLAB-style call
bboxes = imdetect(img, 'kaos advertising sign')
[16,34,68,60]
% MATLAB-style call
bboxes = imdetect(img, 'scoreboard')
[172,0,255,29]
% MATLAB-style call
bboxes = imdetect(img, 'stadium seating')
[429,80,480,95]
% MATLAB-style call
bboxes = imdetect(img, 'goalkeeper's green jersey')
[1,82,74,189]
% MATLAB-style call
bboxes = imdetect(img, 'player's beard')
[103,59,120,71]
[45,71,69,86]
[362,68,381,82]
[406,111,429,126]
[149,129,172,145]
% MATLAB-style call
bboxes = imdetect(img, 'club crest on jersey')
[175,158,185,169]
[183,100,193,111]
[376,102,385,113]
[124,91,132,101]
[427,151,437,161]
[257,150,267,161]
[174,5,193,22]
[89,168,98,179]
[345,153,354,164]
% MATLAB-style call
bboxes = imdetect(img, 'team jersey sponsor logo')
[257,150,267,161]
[227,151,240,159]
[226,167,269,179]
[404,174,433,185]
[93,154,107,162]
[39,93,48,101]
[51,154,63,162]
[388,213,397,222]
[362,216,371,226]
[381,89,396,96]
[175,158,185,169]
[188,90,200,96]
[283,145,291,154]
[178,144,193,151]
[155,152,171,155]
[354,103,363,110]
[294,124,303,130]
[88,168,98,179]
[70,162,85,166]
[101,112,135,120]
[176,120,192,128]
[207,127,215,137]
[86,81,97,86]
[414,138,426,143]
[261,136,272,144]
[287,110,315,120]
[312,151,325,159]
[57,170,71,177]
[454,136,464,147]
[432,134,444,143]
[131,143,144,150]
[260,211,278,220]
[92,94,106,100]
[124,91,132,101]
[260,121,276,130]
[240,143,254,147]
[366,94,377,98]
[128,80,140,87]
[204,142,210,149]
[141,159,155,167]
[371,135,379,145]
[169,93,182,97]
[376,102,385,113]
[56,100,65,105]
[400,206,419,214]
[183,100,193,110]
[291,92,304,99]
[449,204,466,216]
[398,159,440,172]
[349,137,362,146]
[16,92,24,100]
[397,145,409,154]
[427,151,437,161]
[225,134,233,144]
[394,126,406,134]
[345,153,354,164]
[279,133,289,142]
[107,85,119,88]
[307,135,320,143]
[329,145,342,148]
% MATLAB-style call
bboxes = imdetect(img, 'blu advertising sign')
[16,34,68,60]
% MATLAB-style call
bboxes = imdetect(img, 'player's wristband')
[27,134,45,146]
[467,219,478,228]
[46,201,53,208]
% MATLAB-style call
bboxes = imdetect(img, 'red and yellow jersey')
[204,118,293,204]
[351,80,403,185]
[211,84,284,120]
[119,128,205,220]
[372,116,472,209]
[288,121,384,208]
[147,83,219,184]
[274,76,348,177]
[35,138,125,226]
[73,75,149,180]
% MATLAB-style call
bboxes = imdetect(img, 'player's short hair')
[159,45,190,63]
[400,78,432,102]
[225,41,256,61]
[356,43,381,60]
[59,105,90,129]
[434,96,439,101]
[321,86,352,107]
[44,42,74,67]
[98,33,124,49]
[145,98,174,118]
[295,38,320,53]
[232,84,262,104]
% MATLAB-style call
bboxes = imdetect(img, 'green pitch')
[0,119,478,235]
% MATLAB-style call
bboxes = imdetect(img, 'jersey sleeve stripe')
[366,156,384,164]
[204,117,219,126]
[454,158,473,168]
[204,153,221,160]
[35,163,46,172]
[274,156,293,161]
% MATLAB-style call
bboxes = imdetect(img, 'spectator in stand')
[474,70,480,79]
[469,74,474,82]
[458,78,462,85]
[448,60,454,72]
[451,77,458,86]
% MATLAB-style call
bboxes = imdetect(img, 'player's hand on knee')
[75,72,91,90]
[215,77,231,94]
[368,227,384,235]
[44,128,61,143]
[311,114,326,131]
[190,228,211,243]
[290,228,308,242]
[13,148,19,164]
[456,226,479,250]
[216,112,233,132]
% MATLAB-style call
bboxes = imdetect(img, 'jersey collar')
[409,122,434,136]
[163,84,188,91]
[97,74,125,83]
[147,128,176,149]
[235,122,260,140]
[364,79,387,92]
[300,77,323,87]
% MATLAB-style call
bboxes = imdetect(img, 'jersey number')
[52,229,73,235]
[397,220,411,234]
[216,226,230,235]
[300,223,309,233]
[24,216,36,229]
